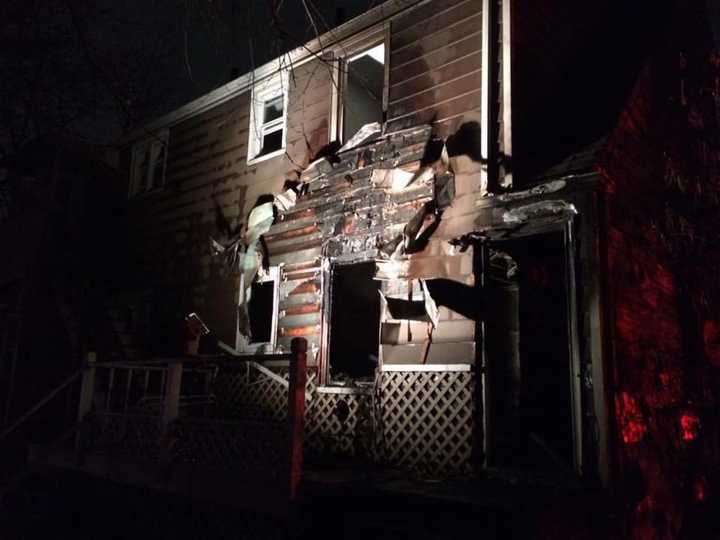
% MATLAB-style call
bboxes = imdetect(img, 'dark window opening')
[259,129,283,156]
[329,262,380,379]
[484,231,574,470]
[263,96,283,123]
[248,280,274,344]
[343,44,385,142]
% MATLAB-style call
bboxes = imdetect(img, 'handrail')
[0,369,82,442]
[91,352,292,369]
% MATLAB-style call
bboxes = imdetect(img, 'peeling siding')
[266,124,476,370]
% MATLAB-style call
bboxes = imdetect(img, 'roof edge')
[118,0,425,147]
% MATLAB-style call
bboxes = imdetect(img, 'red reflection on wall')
[680,411,701,441]
[694,475,708,502]
[617,391,647,444]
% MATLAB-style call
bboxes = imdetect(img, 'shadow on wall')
[443,120,513,177]
[426,278,484,320]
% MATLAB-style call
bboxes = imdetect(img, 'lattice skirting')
[87,412,163,459]
[378,370,474,476]
[87,413,288,475]
[173,417,286,474]
[213,369,373,459]
[304,391,374,459]
[213,367,475,475]
[213,368,308,421]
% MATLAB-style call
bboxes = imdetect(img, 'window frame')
[128,130,169,198]
[236,265,281,354]
[319,258,382,386]
[330,24,390,144]
[247,70,289,165]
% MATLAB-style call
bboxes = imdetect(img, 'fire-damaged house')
[5,0,720,538]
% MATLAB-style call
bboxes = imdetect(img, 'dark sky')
[168,1,379,112]
[0,0,380,152]
[2,0,719,153]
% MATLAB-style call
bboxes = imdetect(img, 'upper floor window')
[129,131,168,197]
[248,71,288,164]
[337,42,387,142]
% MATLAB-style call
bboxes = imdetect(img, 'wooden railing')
[89,362,216,416]
[75,338,308,502]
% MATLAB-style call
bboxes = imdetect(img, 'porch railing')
[75,338,308,501]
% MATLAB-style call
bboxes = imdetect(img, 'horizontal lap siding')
[125,59,332,352]
[387,0,482,138]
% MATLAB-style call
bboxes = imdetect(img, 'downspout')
[501,0,513,188]
[482,0,512,193]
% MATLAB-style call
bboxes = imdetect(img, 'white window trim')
[330,22,389,144]
[128,130,169,198]
[247,70,289,165]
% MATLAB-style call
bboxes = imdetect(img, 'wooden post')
[287,338,307,502]
[75,351,96,462]
[163,363,183,426]
[157,362,183,482]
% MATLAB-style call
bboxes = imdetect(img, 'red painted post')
[287,337,307,502]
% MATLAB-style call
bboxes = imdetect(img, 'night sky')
[1,0,719,154]
[0,0,379,153]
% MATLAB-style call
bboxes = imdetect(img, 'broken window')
[239,266,279,351]
[129,131,168,197]
[248,281,274,344]
[328,262,380,380]
[248,71,288,163]
[483,231,577,471]
[339,43,386,142]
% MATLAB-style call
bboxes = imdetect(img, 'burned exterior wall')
[265,124,476,368]
[118,0,487,358]
[121,57,332,355]
[599,2,720,537]
[117,0,487,472]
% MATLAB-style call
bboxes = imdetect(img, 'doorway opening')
[248,280,275,344]
[328,262,380,380]
[483,230,576,471]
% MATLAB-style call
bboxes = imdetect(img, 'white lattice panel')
[213,368,373,458]
[304,391,374,458]
[379,370,474,475]
[213,366,475,475]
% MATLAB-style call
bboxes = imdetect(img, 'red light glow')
[617,391,647,444]
[680,412,701,441]
[694,476,708,502]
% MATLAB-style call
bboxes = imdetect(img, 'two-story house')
[12,0,718,538]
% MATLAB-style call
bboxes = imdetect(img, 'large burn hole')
[248,280,274,344]
[329,262,380,379]
[485,231,574,470]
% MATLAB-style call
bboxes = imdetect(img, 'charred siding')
[387,0,482,138]
[266,125,475,367]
